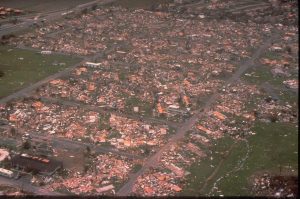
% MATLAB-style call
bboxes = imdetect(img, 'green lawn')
[180,136,236,196]
[243,65,286,87]
[125,96,154,116]
[0,46,81,98]
[181,122,298,196]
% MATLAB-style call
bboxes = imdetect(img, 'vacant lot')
[0,46,81,98]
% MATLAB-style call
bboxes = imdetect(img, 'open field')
[0,46,81,98]
[181,122,298,196]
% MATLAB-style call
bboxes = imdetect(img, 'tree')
[9,127,16,136]
[84,146,91,156]
[91,4,97,10]
[22,140,31,149]
[83,164,90,174]
[81,8,88,15]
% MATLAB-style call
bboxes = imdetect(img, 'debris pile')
[47,154,134,195]
[133,168,183,196]
[0,149,9,162]
[253,174,298,197]
[256,100,297,123]
[283,80,298,89]
[0,7,23,19]
[108,114,169,150]
[0,99,102,140]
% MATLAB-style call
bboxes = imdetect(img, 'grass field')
[0,46,81,98]
[181,122,298,196]
[0,0,96,13]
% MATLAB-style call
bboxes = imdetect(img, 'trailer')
[85,62,101,68]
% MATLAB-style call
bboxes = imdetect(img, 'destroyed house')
[11,154,62,175]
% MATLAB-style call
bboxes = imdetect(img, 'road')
[0,0,117,37]
[0,59,86,104]
[0,29,116,105]
[0,130,143,160]
[116,29,280,196]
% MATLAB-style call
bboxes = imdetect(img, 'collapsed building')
[0,149,9,162]
[11,154,62,176]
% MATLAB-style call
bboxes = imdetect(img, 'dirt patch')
[54,148,86,173]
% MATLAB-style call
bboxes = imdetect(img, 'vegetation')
[243,65,285,86]
[0,46,81,98]
[181,122,298,196]
[125,96,153,116]
[98,114,111,130]
[131,164,143,173]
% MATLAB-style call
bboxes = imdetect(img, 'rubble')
[0,99,96,140]
[108,114,169,151]
[283,79,298,89]
[186,143,206,158]
[133,168,183,196]
[96,185,114,193]
[215,83,261,117]
[0,98,170,155]
[0,185,27,196]
[0,0,297,196]
[164,163,185,177]
[0,149,9,162]
[190,134,211,146]
[252,173,298,197]
[256,100,297,123]
[212,111,227,120]
[0,7,23,19]
[196,124,222,138]
[46,154,135,195]
[160,144,196,168]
